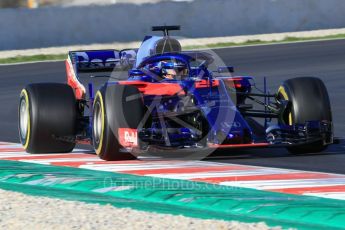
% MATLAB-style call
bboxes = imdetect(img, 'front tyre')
[277,77,333,154]
[92,85,145,161]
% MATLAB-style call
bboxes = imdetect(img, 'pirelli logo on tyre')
[118,128,138,148]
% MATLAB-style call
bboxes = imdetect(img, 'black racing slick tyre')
[277,77,332,154]
[92,85,145,161]
[19,83,77,153]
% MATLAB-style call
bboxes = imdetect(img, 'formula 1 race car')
[19,26,334,160]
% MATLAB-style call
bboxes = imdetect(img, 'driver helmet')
[162,68,177,79]
[161,61,188,80]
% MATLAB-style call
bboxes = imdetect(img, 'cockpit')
[142,59,189,81]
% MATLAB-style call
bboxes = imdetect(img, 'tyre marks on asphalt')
[1,141,345,200]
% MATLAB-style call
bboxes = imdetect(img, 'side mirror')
[218,66,234,73]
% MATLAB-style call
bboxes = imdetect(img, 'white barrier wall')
[1,0,345,50]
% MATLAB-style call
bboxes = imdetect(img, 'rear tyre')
[277,77,332,154]
[19,83,77,153]
[92,85,145,161]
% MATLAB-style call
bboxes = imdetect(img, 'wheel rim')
[277,86,293,125]
[93,101,102,145]
[19,98,29,140]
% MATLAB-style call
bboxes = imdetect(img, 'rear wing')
[65,49,137,99]
[67,49,137,72]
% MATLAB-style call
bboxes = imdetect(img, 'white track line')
[304,192,345,200]
[147,169,295,179]
[220,178,345,190]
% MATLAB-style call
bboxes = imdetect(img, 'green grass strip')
[183,33,345,49]
[0,160,345,229]
[0,54,66,64]
[0,34,345,64]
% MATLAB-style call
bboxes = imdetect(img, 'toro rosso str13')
[19,26,334,160]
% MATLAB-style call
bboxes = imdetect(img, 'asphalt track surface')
[0,39,344,174]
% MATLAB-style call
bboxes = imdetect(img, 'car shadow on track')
[206,138,345,160]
